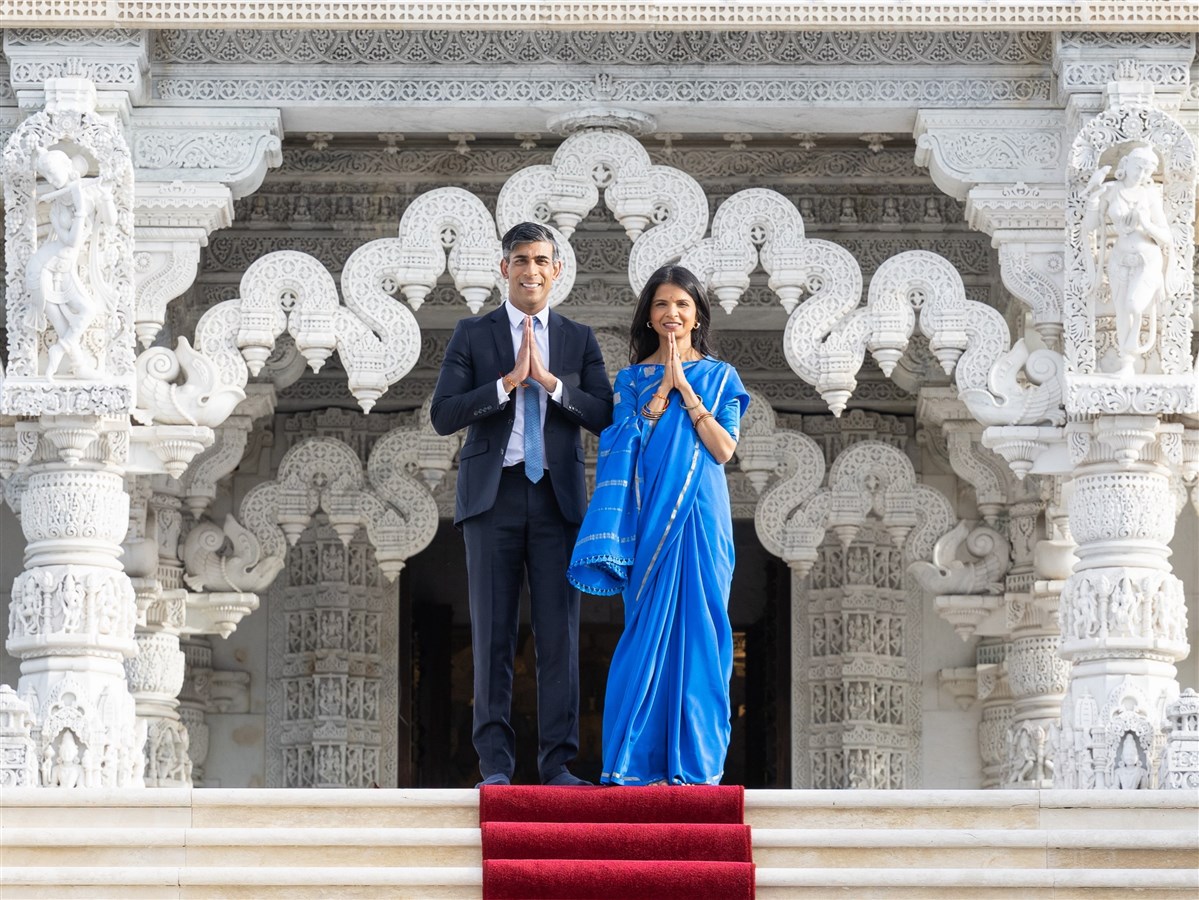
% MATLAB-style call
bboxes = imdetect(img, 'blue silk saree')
[568,358,749,785]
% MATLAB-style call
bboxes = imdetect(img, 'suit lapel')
[548,309,566,375]
[489,306,515,374]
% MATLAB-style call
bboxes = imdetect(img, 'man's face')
[500,240,562,315]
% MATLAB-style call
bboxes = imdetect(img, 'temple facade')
[0,6,1197,795]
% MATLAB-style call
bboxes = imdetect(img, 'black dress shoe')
[544,771,592,786]
[476,774,511,788]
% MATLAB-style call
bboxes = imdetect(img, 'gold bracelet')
[641,402,665,420]
[681,395,703,410]
[692,412,714,428]
[652,392,669,402]
[502,375,525,393]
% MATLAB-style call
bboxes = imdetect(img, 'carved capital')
[914,110,1066,201]
[966,185,1067,238]
[994,239,1065,346]
[1053,33,1196,102]
[3,29,150,104]
[130,109,283,199]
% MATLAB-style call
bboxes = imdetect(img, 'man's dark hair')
[501,222,561,262]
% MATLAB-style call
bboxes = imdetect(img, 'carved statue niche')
[1080,144,1173,377]
[3,76,136,416]
[1113,729,1149,790]
[1064,95,1195,384]
[26,147,119,379]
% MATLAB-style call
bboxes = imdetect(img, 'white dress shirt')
[497,302,563,467]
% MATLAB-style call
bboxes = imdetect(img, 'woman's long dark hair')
[628,265,716,365]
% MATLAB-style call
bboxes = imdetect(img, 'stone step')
[754,866,1199,899]
[0,866,482,900]
[1,826,483,868]
[4,864,1197,900]
[0,787,479,829]
[2,788,1195,899]
[5,824,1192,871]
[752,827,1199,869]
[743,788,1199,830]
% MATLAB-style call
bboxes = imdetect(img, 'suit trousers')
[463,466,581,783]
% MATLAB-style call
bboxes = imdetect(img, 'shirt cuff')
[496,378,511,405]
[549,379,563,403]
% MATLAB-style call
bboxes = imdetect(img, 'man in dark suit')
[431,222,613,787]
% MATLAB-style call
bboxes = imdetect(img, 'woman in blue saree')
[568,265,749,785]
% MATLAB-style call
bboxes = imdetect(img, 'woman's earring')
[647,321,652,328]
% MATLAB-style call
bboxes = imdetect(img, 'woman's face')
[1121,152,1157,187]
[648,282,698,341]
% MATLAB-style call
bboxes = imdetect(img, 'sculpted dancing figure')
[25,148,117,378]
[1081,145,1173,375]
[569,265,749,786]
[431,222,613,787]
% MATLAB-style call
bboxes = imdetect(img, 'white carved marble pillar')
[799,528,916,790]
[125,489,191,787]
[178,636,213,785]
[755,434,950,790]
[1056,419,1191,790]
[974,639,1013,790]
[9,420,143,787]
[1001,497,1072,789]
[2,74,144,786]
[0,685,39,787]
[1049,72,1194,791]
[270,528,396,789]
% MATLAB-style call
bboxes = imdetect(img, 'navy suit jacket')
[431,305,614,525]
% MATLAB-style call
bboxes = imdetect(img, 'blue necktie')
[523,381,544,483]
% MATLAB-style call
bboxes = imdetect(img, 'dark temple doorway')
[403,519,790,788]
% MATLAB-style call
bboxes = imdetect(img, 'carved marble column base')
[1003,630,1069,789]
[127,629,190,788]
[18,658,144,788]
[1160,689,1199,790]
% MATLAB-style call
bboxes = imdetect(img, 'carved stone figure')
[1114,731,1148,790]
[49,729,84,788]
[1081,146,1172,376]
[25,148,117,379]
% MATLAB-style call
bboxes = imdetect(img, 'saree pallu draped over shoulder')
[569,358,749,786]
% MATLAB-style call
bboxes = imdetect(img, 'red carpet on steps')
[479,784,754,900]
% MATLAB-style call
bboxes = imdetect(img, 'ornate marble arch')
[140,244,422,428]
[680,188,809,315]
[393,187,502,314]
[494,128,709,296]
[785,249,1065,427]
[184,431,440,596]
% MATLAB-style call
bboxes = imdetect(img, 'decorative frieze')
[152,29,1052,67]
[7,3,1199,31]
[155,71,1052,111]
